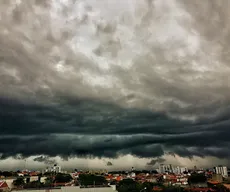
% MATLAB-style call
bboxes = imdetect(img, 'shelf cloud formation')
[1,0,230,168]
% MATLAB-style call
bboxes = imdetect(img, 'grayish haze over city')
[0,0,230,170]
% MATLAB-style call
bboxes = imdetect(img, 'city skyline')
[0,154,228,171]
[1,0,230,170]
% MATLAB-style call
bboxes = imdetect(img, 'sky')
[0,0,230,170]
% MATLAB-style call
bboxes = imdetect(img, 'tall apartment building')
[53,165,62,173]
[45,164,62,173]
[159,164,166,173]
[158,164,187,174]
[214,166,228,178]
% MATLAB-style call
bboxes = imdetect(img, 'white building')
[159,164,166,173]
[159,164,187,174]
[53,165,61,173]
[14,186,117,192]
[45,164,62,173]
[215,166,228,178]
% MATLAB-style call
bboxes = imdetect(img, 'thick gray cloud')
[33,156,57,165]
[147,157,165,166]
[107,161,113,166]
[0,0,230,164]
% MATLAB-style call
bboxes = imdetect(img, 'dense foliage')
[10,172,230,192]
[78,174,107,186]
[0,171,18,177]
[117,179,141,192]
[12,173,73,189]
[188,173,207,184]
[54,173,72,183]
[13,177,25,187]
[116,179,183,192]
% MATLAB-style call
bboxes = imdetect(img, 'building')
[211,174,223,183]
[53,165,61,173]
[45,164,62,173]
[0,181,9,191]
[214,166,228,178]
[158,164,187,174]
[13,186,117,192]
[40,177,47,183]
[30,176,39,182]
[159,164,166,173]
[175,166,181,174]
[3,178,15,189]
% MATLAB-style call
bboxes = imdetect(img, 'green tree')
[213,184,230,192]
[43,172,54,176]
[78,174,107,186]
[13,177,25,187]
[42,177,54,188]
[2,171,13,177]
[44,177,53,184]
[117,179,141,192]
[24,181,43,189]
[141,182,154,192]
[157,175,164,185]
[188,173,207,185]
[54,173,72,183]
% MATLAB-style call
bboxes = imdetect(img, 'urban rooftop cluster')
[0,164,230,192]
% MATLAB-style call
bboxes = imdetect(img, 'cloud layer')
[1,0,230,165]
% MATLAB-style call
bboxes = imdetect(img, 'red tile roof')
[29,172,39,176]
[223,184,230,190]
[153,186,162,191]
[0,181,9,189]
[208,181,220,185]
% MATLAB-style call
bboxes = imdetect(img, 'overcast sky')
[1,0,230,170]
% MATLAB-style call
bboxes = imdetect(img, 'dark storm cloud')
[1,97,230,160]
[1,0,230,162]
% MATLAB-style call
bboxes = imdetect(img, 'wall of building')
[14,189,61,192]
[215,166,228,178]
[30,176,39,182]
[12,186,117,192]
[212,174,223,182]
[61,186,117,192]
[4,179,14,189]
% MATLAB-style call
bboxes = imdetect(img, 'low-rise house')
[145,175,157,183]
[13,186,117,192]
[63,186,117,192]
[153,186,162,191]
[0,181,9,191]
[40,177,47,184]
[4,178,15,189]
[30,176,39,182]
[17,173,24,177]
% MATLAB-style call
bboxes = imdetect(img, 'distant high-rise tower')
[159,164,166,173]
[53,164,61,173]
[215,166,228,178]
